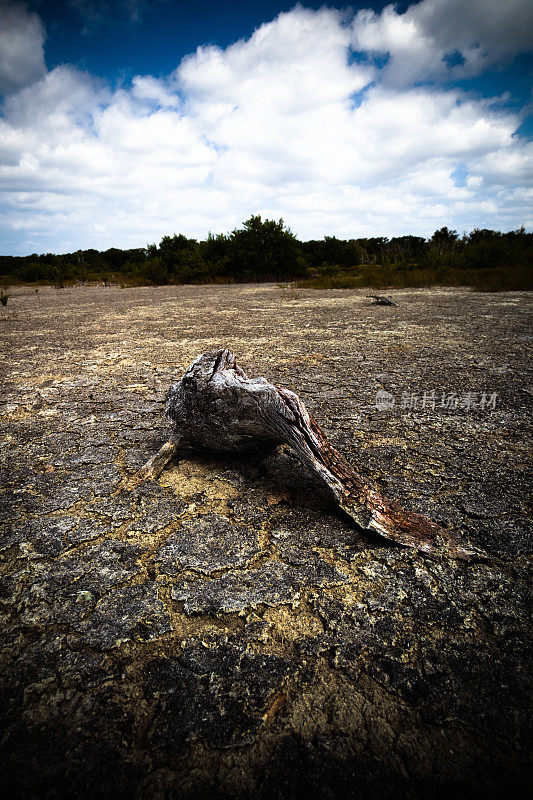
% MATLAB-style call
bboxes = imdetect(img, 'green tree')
[430,227,458,255]
[228,215,305,280]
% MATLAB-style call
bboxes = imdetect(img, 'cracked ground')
[0,283,531,799]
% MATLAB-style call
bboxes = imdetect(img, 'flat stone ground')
[0,284,531,800]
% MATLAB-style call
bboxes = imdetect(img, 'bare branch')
[137,439,180,481]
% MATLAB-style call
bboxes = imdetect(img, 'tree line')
[0,216,531,290]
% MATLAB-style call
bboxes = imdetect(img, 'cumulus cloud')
[352,0,533,85]
[0,2,531,253]
[0,0,46,94]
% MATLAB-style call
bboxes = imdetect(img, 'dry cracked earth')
[0,283,531,800]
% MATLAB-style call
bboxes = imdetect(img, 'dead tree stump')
[367,295,397,306]
[142,349,482,560]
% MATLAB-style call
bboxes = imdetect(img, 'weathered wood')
[367,295,397,306]
[143,348,483,560]
[136,438,180,481]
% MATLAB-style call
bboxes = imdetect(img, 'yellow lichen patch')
[260,605,324,642]
[159,458,242,504]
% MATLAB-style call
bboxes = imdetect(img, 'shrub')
[138,257,169,285]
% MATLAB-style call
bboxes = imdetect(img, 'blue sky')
[0,0,532,254]
[41,2,373,77]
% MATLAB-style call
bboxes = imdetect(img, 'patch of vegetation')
[0,220,531,291]
[298,265,532,292]
[0,290,9,306]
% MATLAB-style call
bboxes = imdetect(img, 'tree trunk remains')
[367,295,397,306]
[141,349,482,561]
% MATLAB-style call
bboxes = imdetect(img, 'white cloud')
[0,3,531,254]
[352,0,533,85]
[0,0,46,94]
[131,76,180,109]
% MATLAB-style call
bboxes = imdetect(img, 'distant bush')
[466,266,532,292]
[297,265,533,292]
[139,257,169,285]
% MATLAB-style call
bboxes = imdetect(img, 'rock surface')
[0,283,531,799]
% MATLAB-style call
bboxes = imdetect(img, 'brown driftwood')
[141,348,483,560]
[367,295,397,306]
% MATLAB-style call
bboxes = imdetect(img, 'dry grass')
[297,265,533,292]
